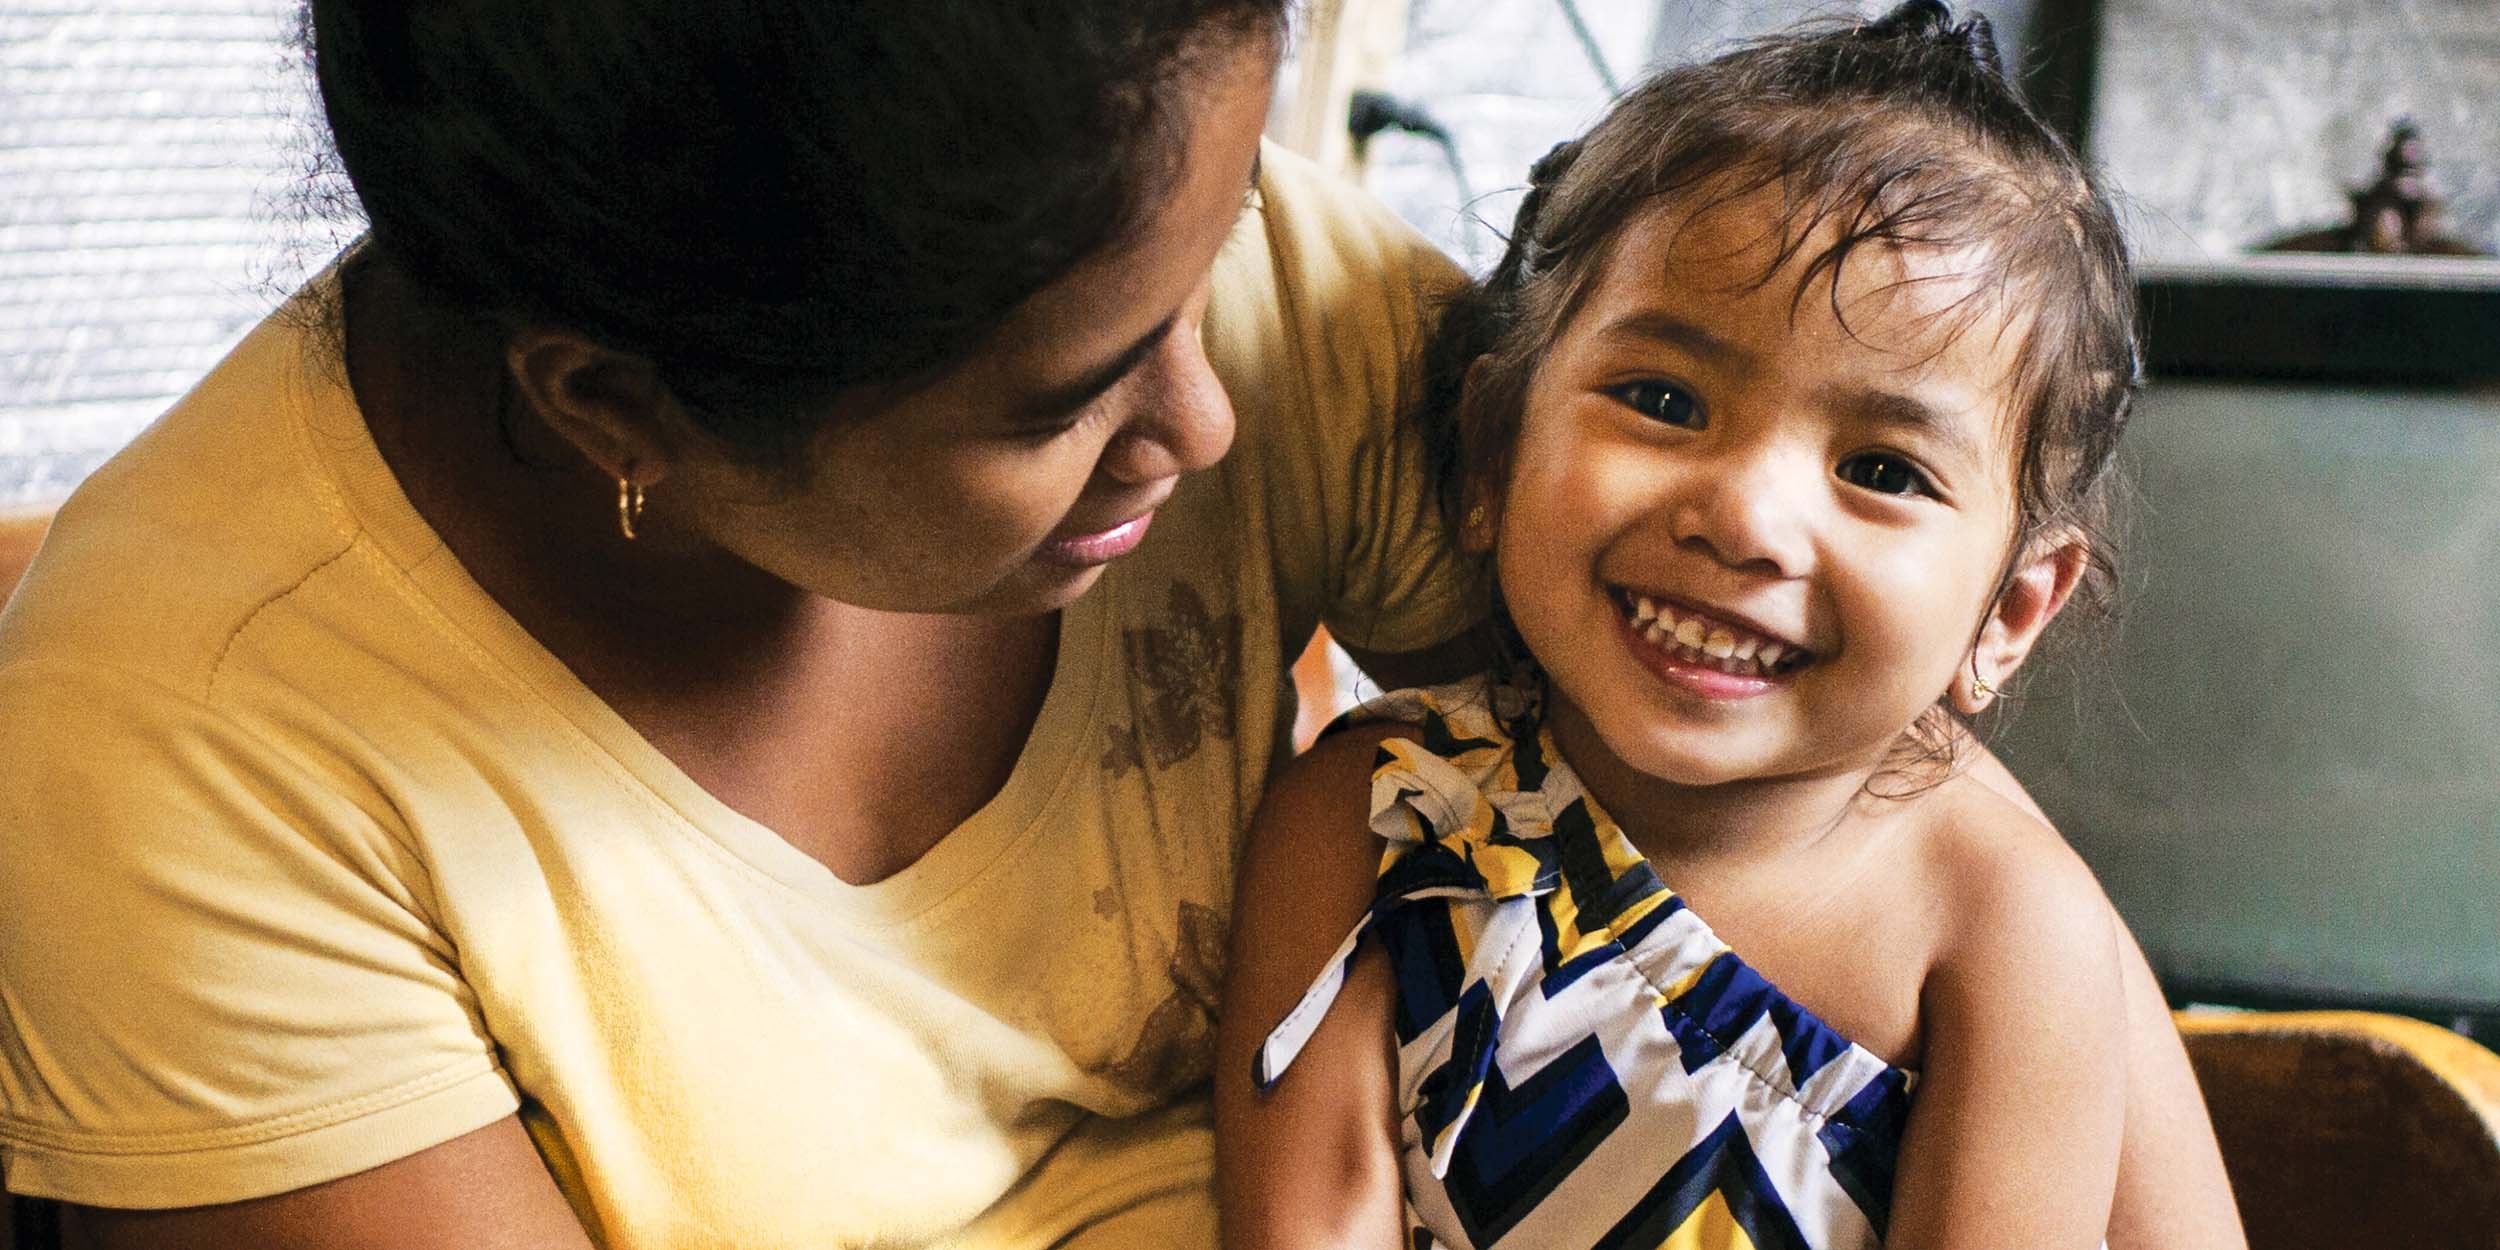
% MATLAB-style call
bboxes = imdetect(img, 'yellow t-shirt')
[0,145,1469,1248]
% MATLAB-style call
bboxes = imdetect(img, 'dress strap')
[1250,908,1376,1093]
[1249,684,1555,1112]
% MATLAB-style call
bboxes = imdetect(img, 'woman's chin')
[948,560,1109,617]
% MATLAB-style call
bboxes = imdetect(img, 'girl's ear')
[1457,354,1502,553]
[1954,533,2089,715]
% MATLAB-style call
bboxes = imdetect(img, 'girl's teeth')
[1620,589,1804,676]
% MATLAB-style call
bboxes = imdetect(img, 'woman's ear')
[1954,533,2089,715]
[505,326,682,488]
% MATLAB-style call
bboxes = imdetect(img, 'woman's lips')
[1035,511,1155,566]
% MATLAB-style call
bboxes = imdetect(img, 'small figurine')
[2260,120,2489,257]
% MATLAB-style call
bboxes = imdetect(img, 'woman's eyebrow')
[1014,315,1179,425]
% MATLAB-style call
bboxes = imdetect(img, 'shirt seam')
[0,1055,500,1157]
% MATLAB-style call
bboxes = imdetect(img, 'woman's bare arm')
[64,1117,593,1250]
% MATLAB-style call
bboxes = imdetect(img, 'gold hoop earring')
[616,475,646,541]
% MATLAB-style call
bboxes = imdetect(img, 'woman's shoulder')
[0,301,370,699]
[1202,142,1463,422]
[1226,141,1465,300]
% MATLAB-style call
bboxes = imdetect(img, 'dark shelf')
[2137,256,2500,386]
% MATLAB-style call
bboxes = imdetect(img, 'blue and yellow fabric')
[1254,679,1916,1250]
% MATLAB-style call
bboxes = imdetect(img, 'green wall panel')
[1998,379,2500,1014]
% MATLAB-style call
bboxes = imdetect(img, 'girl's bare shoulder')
[1906,771,2126,1003]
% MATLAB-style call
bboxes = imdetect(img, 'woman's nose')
[1669,441,1816,578]
[1099,324,1236,485]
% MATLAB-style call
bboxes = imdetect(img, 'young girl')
[1216,4,2149,1247]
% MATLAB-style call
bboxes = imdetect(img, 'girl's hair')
[305,0,1285,468]
[1422,0,2137,765]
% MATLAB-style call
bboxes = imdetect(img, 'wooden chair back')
[0,505,52,611]
[2181,1010,2500,1250]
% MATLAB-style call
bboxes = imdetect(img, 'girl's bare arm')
[1962,747,2247,1248]
[1214,726,1410,1250]
[1886,814,2129,1249]
[2105,923,2249,1250]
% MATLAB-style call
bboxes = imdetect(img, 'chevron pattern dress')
[1253,679,1916,1250]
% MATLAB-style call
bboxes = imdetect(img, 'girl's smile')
[1611,586,1814,688]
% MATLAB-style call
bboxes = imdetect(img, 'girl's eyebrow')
[1822,383,1988,466]
[1595,310,1760,372]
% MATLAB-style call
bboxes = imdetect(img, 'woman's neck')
[342,256,827,676]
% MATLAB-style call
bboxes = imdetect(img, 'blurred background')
[4,0,2496,1039]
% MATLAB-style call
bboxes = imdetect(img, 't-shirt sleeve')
[1204,143,1482,658]
[0,660,518,1209]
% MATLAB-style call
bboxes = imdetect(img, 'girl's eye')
[1837,453,1934,498]
[1609,380,1705,428]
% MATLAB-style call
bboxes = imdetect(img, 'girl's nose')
[1669,442,1816,578]
[1099,325,1236,486]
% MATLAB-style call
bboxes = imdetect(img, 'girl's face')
[1491,187,2066,791]
[660,40,1273,617]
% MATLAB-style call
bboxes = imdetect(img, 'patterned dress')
[1253,679,1917,1249]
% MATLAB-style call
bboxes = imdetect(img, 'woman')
[0,3,2233,1247]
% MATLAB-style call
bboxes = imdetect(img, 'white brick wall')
[1,0,340,503]
[2093,0,2500,263]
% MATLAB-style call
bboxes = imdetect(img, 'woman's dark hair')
[1424,0,2138,775]
[307,0,1285,466]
